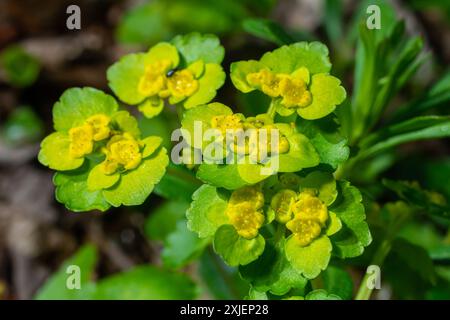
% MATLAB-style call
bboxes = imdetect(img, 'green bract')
[107,33,225,118]
[230,42,346,120]
[181,103,320,189]
[38,87,169,211]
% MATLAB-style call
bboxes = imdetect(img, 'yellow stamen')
[69,124,94,158]
[86,114,111,141]
[167,69,199,98]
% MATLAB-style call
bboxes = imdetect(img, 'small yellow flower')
[227,202,265,239]
[167,69,199,98]
[271,189,297,223]
[286,219,322,247]
[138,60,171,97]
[226,187,265,239]
[274,189,329,247]
[211,114,244,135]
[69,124,94,158]
[291,190,328,226]
[246,69,284,97]
[86,114,111,141]
[279,77,312,108]
[246,67,313,109]
[101,133,142,174]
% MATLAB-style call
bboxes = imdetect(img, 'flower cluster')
[107,33,225,118]
[38,87,168,211]
[231,42,346,119]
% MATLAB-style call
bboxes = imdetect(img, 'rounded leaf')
[103,147,169,207]
[285,235,332,279]
[172,33,225,65]
[297,73,346,120]
[186,184,229,237]
[38,132,84,171]
[183,63,225,109]
[107,53,148,105]
[299,171,337,206]
[53,87,119,132]
[87,164,120,192]
[213,225,265,266]
[260,42,332,74]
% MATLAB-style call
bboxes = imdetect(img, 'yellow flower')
[138,60,172,97]
[227,202,265,239]
[69,124,94,158]
[226,187,265,239]
[279,76,312,108]
[246,69,284,97]
[246,67,313,109]
[68,114,112,158]
[271,189,297,223]
[286,219,322,247]
[167,69,199,98]
[272,188,330,247]
[101,133,142,174]
[86,114,111,141]
[211,114,244,135]
[291,189,328,225]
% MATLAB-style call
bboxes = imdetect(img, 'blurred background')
[0,0,449,300]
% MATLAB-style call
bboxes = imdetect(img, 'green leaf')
[141,136,163,158]
[103,148,168,207]
[285,235,332,279]
[112,111,141,138]
[239,241,307,296]
[181,102,233,148]
[54,158,111,212]
[162,220,210,269]
[107,53,147,105]
[324,0,343,44]
[275,123,320,172]
[154,163,202,202]
[391,238,436,284]
[197,163,250,190]
[183,63,226,109]
[382,179,450,218]
[0,45,40,87]
[138,98,164,119]
[296,115,349,169]
[38,132,84,171]
[298,171,337,206]
[145,201,189,242]
[35,244,98,300]
[53,87,119,132]
[242,18,294,46]
[260,42,332,74]
[214,225,265,266]
[392,70,450,121]
[87,164,120,191]
[322,265,353,300]
[2,106,44,145]
[172,32,225,65]
[329,181,371,258]
[186,184,229,238]
[230,60,266,93]
[297,73,346,120]
[305,289,341,300]
[199,250,250,300]
[92,266,198,299]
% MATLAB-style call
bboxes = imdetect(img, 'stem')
[267,100,277,119]
[274,223,285,242]
[355,208,412,300]
[355,239,391,300]
[175,104,184,122]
